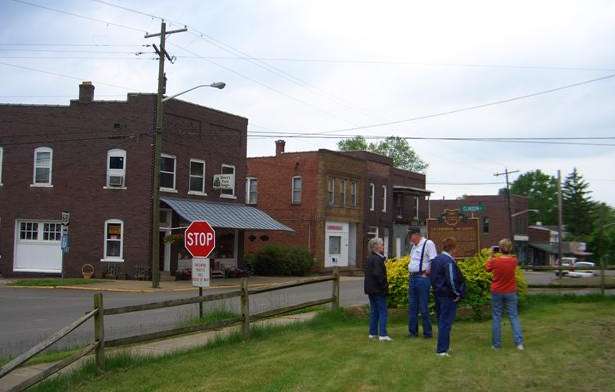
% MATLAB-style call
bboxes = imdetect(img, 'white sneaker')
[436,352,451,357]
[379,336,393,342]
[368,335,377,339]
[516,344,525,351]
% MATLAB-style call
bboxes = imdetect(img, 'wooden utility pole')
[494,169,519,240]
[145,21,187,288]
[557,170,564,274]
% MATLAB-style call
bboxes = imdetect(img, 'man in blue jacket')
[430,237,465,356]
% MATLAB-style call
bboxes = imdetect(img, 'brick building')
[430,194,530,261]
[0,82,289,278]
[245,141,430,270]
[245,142,365,269]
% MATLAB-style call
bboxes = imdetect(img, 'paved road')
[0,278,367,357]
[2,271,612,357]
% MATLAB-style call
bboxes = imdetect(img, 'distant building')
[430,194,530,261]
[245,141,430,270]
[0,82,290,279]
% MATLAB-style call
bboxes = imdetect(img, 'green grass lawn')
[8,278,102,287]
[33,295,615,392]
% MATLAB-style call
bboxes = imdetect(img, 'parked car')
[555,258,597,277]
[567,271,596,278]
[574,261,596,269]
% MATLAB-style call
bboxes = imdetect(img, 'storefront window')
[212,230,235,259]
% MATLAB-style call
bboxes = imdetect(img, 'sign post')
[184,221,216,318]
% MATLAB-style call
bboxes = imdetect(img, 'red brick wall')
[0,90,248,278]
[430,194,529,249]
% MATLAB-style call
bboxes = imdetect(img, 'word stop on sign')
[185,232,215,247]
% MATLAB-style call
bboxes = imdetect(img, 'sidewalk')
[0,311,318,391]
[4,276,316,293]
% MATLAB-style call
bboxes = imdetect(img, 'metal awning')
[161,197,293,231]
[392,185,432,195]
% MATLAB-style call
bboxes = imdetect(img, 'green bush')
[246,244,314,276]
[385,248,528,320]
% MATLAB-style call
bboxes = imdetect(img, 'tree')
[337,136,428,172]
[562,168,595,237]
[337,135,368,151]
[510,170,558,225]
[588,202,615,262]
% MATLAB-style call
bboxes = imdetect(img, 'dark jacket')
[364,252,388,295]
[430,253,465,299]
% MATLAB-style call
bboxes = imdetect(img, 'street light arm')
[162,82,226,102]
[511,209,539,217]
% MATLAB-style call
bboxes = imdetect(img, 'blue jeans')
[491,292,524,347]
[368,294,388,337]
[408,276,432,337]
[436,296,457,353]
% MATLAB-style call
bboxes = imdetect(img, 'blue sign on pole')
[61,225,70,254]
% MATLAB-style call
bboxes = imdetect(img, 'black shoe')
[423,335,433,339]
[408,333,418,338]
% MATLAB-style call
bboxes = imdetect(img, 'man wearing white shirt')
[407,227,437,338]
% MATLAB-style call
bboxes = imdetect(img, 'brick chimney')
[79,81,95,103]
[275,139,286,156]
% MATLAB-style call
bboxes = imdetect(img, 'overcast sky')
[2,0,614,207]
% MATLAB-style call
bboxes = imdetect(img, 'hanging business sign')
[212,174,234,190]
[426,209,480,258]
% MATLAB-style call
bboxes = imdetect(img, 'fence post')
[332,267,340,311]
[199,287,204,318]
[600,257,606,296]
[93,293,105,373]
[240,278,250,338]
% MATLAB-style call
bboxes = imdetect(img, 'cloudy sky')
[2,0,614,206]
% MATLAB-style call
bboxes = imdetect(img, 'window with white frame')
[351,180,358,207]
[246,177,258,204]
[43,223,62,241]
[103,219,124,261]
[291,176,302,204]
[160,154,176,191]
[382,185,387,212]
[33,147,53,186]
[340,179,347,207]
[19,222,39,240]
[106,149,126,188]
[367,226,379,240]
[189,159,206,194]
[220,164,236,197]
[328,177,335,206]
[0,146,3,185]
[368,183,375,211]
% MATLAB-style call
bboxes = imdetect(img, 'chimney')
[79,81,95,103]
[275,139,286,156]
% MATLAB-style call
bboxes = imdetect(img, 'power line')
[8,0,147,33]
[0,48,145,55]
[0,62,137,90]
[171,43,358,126]
[89,0,373,122]
[268,72,615,135]
[0,43,146,47]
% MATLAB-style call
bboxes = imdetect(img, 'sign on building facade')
[426,209,480,258]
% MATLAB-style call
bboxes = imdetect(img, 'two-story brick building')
[245,141,430,270]
[0,82,290,279]
[245,141,364,270]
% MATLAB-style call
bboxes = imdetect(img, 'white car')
[566,270,596,278]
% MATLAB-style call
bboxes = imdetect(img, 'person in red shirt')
[486,239,524,350]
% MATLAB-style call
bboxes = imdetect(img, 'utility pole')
[557,170,564,271]
[145,21,187,288]
[494,168,519,240]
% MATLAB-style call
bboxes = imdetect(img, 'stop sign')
[184,221,216,258]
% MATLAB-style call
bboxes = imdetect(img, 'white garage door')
[14,221,62,273]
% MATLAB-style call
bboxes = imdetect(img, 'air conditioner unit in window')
[108,175,125,188]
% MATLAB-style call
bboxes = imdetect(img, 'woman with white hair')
[364,237,392,341]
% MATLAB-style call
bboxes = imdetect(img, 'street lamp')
[511,209,539,218]
[162,82,226,102]
[151,82,226,288]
